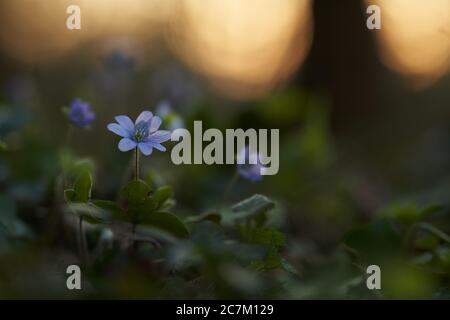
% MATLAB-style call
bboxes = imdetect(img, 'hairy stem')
[416,222,450,243]
[134,147,140,181]
[61,125,74,188]
[132,223,137,251]
[404,221,450,252]
[78,216,87,265]
[65,125,74,149]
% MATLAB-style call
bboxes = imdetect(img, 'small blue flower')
[68,98,96,128]
[107,111,171,156]
[237,146,268,182]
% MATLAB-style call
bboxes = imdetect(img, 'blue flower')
[107,111,171,156]
[237,146,268,182]
[68,98,95,128]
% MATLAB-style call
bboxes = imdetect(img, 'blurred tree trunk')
[300,0,382,128]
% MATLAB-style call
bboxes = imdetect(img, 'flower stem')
[134,147,140,181]
[405,222,450,251]
[132,223,137,251]
[78,216,87,266]
[61,125,74,189]
[65,125,74,149]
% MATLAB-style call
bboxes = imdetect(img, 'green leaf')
[120,179,151,205]
[250,248,282,271]
[130,197,158,223]
[142,211,189,238]
[281,259,300,275]
[231,194,275,223]
[419,204,445,218]
[73,170,92,203]
[67,203,109,224]
[383,203,444,225]
[384,203,420,224]
[414,235,439,251]
[246,227,286,248]
[185,212,222,225]
[153,185,173,207]
[92,200,123,220]
[64,189,76,203]
[415,222,450,244]
[68,158,95,180]
[343,219,402,261]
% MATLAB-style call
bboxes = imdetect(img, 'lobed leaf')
[153,185,173,207]
[73,170,92,203]
[141,211,189,238]
[231,194,275,223]
[120,179,151,205]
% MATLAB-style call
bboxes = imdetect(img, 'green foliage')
[382,202,445,225]
[153,185,173,206]
[343,219,402,261]
[245,227,286,248]
[91,200,123,220]
[73,170,92,203]
[185,212,222,225]
[71,178,191,238]
[142,211,189,238]
[228,194,274,226]
[120,179,151,205]
[1,81,449,300]
[66,203,109,224]
[341,199,450,299]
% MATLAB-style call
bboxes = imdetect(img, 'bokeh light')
[0,0,171,64]
[369,0,450,87]
[165,0,313,100]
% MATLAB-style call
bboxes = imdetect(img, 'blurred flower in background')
[93,49,136,99]
[237,146,268,182]
[149,64,202,112]
[68,98,96,128]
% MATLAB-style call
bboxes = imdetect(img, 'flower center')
[133,121,150,142]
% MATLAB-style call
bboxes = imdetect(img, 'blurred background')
[0,0,449,299]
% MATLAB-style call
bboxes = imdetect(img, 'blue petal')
[135,111,153,124]
[238,165,263,182]
[138,142,153,155]
[115,115,134,132]
[69,98,82,111]
[118,138,137,152]
[149,116,162,133]
[107,123,130,138]
[151,143,166,152]
[147,130,171,143]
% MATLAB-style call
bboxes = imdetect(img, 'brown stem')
[134,147,140,181]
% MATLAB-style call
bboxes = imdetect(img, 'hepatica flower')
[107,111,171,156]
[237,146,268,182]
[68,98,96,128]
